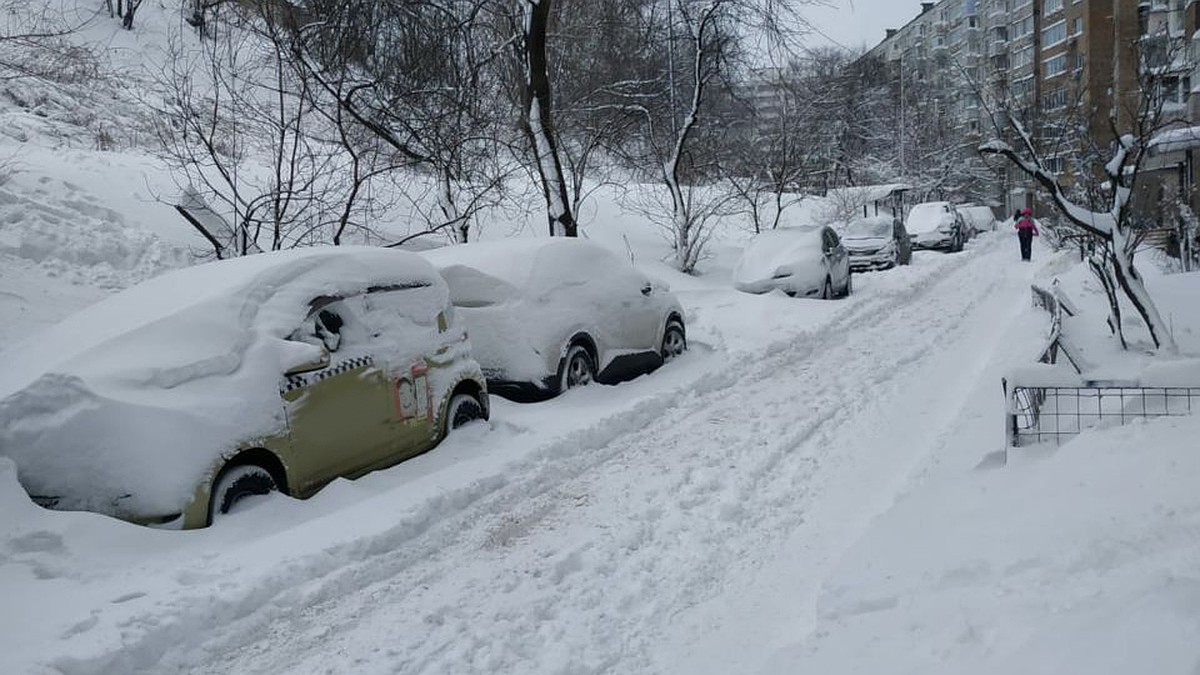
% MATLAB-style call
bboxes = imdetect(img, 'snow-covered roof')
[1149,126,1200,154]
[825,183,912,205]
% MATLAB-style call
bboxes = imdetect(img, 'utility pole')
[899,50,906,178]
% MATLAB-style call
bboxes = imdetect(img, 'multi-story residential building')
[863,0,1198,223]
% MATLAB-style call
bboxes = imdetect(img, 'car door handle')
[641,284,652,296]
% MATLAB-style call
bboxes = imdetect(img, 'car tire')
[821,276,833,300]
[560,342,596,391]
[661,320,687,361]
[446,392,485,432]
[210,464,277,521]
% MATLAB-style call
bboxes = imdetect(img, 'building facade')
[864,0,1199,223]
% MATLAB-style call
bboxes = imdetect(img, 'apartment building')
[864,0,1197,222]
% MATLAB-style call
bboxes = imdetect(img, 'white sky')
[804,0,931,52]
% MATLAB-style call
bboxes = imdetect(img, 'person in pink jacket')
[1014,207,1039,261]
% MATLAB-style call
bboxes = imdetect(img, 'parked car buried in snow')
[733,225,852,299]
[0,247,489,529]
[957,205,998,236]
[420,237,687,402]
[907,201,967,252]
[840,215,912,271]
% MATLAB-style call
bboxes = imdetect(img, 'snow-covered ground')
[5,4,1200,674]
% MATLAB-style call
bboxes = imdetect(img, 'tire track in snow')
[56,238,1016,675]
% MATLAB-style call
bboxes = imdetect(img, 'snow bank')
[801,412,1200,675]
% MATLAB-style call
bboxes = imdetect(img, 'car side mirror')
[285,347,330,376]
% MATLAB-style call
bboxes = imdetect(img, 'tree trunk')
[517,0,576,237]
[1088,250,1126,350]
[1109,224,1177,352]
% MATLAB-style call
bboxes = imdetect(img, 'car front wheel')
[661,320,687,361]
[210,464,277,522]
[561,343,596,391]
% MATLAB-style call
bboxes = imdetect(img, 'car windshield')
[844,219,892,238]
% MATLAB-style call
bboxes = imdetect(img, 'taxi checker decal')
[281,355,374,394]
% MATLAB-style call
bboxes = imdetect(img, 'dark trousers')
[1018,229,1033,260]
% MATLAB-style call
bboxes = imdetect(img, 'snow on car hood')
[733,228,824,287]
[0,246,447,517]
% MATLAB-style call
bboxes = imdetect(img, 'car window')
[290,297,369,354]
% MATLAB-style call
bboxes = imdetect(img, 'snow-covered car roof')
[958,205,997,227]
[421,237,630,305]
[1,246,442,401]
[907,202,956,234]
[733,227,827,285]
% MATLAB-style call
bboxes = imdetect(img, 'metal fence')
[1006,383,1200,447]
[1003,282,1200,448]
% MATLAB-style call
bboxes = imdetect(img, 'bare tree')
[619,0,810,272]
[979,36,1187,353]
[291,0,510,243]
[153,4,389,258]
[507,0,578,237]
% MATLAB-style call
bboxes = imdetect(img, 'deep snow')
[4,3,1200,674]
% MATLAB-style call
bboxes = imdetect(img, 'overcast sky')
[804,0,930,52]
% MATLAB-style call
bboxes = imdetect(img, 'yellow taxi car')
[0,247,488,528]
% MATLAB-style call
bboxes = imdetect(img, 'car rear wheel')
[446,392,485,432]
[661,320,687,361]
[210,464,277,521]
[561,343,596,391]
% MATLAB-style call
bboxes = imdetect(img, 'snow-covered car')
[907,201,967,252]
[0,247,489,529]
[733,225,852,299]
[840,215,912,271]
[421,238,687,401]
[958,205,998,235]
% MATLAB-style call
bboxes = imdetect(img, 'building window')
[1011,15,1034,39]
[1071,17,1083,35]
[1044,53,1068,77]
[1012,45,1033,69]
[1044,0,1063,15]
[1043,88,1068,111]
[1045,156,1064,174]
[1157,75,1191,106]
[1042,20,1067,48]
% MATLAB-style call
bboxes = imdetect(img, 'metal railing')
[1005,281,1200,448]
[1007,383,1200,447]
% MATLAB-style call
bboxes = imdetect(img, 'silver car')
[733,226,852,299]
[842,215,912,271]
[421,238,687,401]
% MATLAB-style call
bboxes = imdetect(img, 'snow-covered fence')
[1006,377,1200,447]
[1029,281,1083,371]
[1006,283,1200,446]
